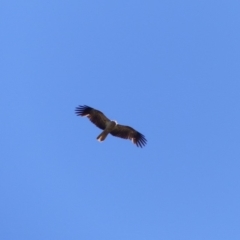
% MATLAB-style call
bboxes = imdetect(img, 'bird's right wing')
[110,124,147,148]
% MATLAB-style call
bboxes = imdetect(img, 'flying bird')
[75,105,147,148]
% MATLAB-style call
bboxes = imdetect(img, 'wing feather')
[110,124,147,148]
[75,105,110,130]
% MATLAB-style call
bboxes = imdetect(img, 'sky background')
[1,1,240,239]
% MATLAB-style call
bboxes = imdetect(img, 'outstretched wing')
[75,105,110,130]
[110,124,147,148]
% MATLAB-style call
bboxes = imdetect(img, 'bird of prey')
[75,105,147,148]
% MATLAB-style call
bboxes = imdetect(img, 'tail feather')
[97,130,109,142]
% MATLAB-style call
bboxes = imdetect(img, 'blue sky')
[1,1,240,239]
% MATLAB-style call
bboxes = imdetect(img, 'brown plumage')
[75,105,147,148]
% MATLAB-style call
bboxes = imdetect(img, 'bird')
[75,105,147,148]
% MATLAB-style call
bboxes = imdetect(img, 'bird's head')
[111,120,117,125]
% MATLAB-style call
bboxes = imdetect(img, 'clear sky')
[1,1,240,239]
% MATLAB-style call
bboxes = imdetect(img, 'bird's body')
[75,105,147,148]
[97,120,117,141]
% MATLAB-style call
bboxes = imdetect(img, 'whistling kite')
[75,105,147,148]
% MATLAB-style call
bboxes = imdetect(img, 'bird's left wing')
[110,124,147,148]
[75,105,110,130]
